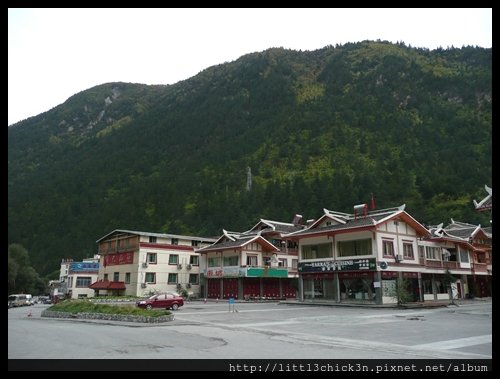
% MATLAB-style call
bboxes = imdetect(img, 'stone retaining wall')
[41,310,174,323]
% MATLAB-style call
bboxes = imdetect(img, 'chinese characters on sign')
[298,258,376,273]
[104,252,134,266]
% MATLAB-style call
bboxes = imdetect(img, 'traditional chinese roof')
[245,218,306,235]
[285,204,429,239]
[96,229,216,244]
[426,223,475,249]
[196,234,280,253]
[443,219,492,241]
[473,185,492,211]
[88,280,126,290]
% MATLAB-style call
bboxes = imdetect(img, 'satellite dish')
[379,261,388,270]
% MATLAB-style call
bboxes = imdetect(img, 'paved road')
[8,301,491,359]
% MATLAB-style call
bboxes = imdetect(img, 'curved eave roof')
[197,235,280,253]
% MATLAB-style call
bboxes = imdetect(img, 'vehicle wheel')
[146,304,153,310]
[171,303,179,310]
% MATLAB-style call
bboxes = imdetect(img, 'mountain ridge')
[8,41,492,274]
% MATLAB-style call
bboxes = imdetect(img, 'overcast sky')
[8,8,492,126]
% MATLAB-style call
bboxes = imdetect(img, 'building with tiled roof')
[91,229,216,297]
[283,203,492,304]
[284,204,435,304]
[438,219,492,297]
[196,216,306,300]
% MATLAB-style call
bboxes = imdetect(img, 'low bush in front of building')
[48,299,170,317]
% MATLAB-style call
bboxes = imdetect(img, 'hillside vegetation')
[8,41,491,274]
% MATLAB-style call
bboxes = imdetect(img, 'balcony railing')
[472,263,488,273]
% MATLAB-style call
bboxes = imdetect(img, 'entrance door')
[314,279,323,298]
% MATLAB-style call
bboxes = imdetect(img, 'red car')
[136,293,184,310]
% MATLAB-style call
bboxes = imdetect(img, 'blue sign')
[228,297,235,304]
[69,262,99,273]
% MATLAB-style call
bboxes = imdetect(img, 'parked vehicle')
[8,294,33,308]
[136,293,184,310]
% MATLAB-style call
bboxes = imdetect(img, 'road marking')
[230,320,299,327]
[177,307,312,316]
[412,334,492,350]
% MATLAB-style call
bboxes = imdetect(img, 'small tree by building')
[389,277,413,306]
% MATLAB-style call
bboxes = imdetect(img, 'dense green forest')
[8,41,491,275]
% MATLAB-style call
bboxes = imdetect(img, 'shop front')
[381,271,421,303]
[299,258,377,303]
[204,266,295,299]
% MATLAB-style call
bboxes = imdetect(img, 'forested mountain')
[8,41,492,275]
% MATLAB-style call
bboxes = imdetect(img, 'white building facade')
[54,256,100,299]
[92,230,216,297]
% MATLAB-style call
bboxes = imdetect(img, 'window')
[113,272,119,282]
[76,276,92,288]
[189,274,199,284]
[423,279,433,294]
[107,241,112,250]
[292,259,298,269]
[279,258,287,267]
[223,256,239,266]
[435,280,446,294]
[208,257,221,267]
[117,239,121,248]
[145,272,156,283]
[191,240,200,247]
[247,255,258,266]
[403,243,414,258]
[476,253,486,263]
[425,246,440,260]
[125,272,131,284]
[382,240,394,257]
[302,243,332,259]
[78,294,88,299]
[167,273,178,284]
[418,246,425,258]
[338,239,372,257]
[447,249,457,262]
[189,255,199,265]
[169,255,179,264]
[171,238,179,245]
[459,248,469,263]
[149,236,157,243]
[104,273,108,281]
[147,252,157,264]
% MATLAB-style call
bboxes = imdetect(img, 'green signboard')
[246,267,289,278]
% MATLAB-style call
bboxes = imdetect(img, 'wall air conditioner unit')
[177,264,183,269]
[186,283,191,288]
[141,283,147,288]
[187,264,192,270]
[142,262,148,268]
[395,254,403,262]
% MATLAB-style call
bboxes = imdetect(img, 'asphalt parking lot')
[8,300,491,360]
